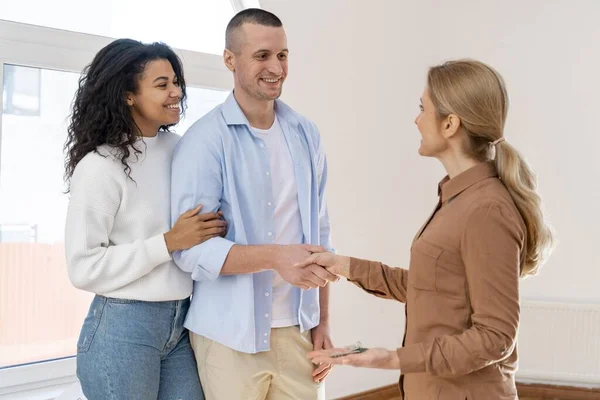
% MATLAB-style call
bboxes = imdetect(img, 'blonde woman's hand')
[164,205,227,252]
[272,245,339,289]
[294,252,351,278]
[308,347,400,370]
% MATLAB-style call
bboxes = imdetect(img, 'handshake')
[273,244,351,290]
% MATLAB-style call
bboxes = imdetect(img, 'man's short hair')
[225,8,283,53]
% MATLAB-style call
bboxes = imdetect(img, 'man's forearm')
[220,244,278,275]
[319,284,330,323]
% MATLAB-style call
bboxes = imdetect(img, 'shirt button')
[265,292,270,297]
[263,340,268,344]
[267,202,272,207]
[259,143,265,148]
[266,171,270,176]
[264,333,268,337]
[267,232,273,237]
[265,313,270,318]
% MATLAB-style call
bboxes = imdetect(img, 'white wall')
[261,0,600,398]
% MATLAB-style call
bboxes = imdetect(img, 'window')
[0,224,37,243]
[0,66,89,371]
[0,0,236,55]
[2,65,41,116]
[176,87,230,134]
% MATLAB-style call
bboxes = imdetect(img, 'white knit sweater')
[65,132,192,301]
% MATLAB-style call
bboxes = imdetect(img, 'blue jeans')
[77,295,204,400]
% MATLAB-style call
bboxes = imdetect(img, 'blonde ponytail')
[428,59,555,276]
[494,141,554,276]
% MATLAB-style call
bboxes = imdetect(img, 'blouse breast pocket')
[410,238,466,297]
[409,239,443,291]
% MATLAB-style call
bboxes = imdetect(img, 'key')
[330,341,368,358]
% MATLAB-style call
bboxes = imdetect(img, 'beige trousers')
[191,326,325,400]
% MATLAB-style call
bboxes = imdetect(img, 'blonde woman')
[302,60,554,399]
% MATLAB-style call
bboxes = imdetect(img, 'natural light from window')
[0,0,235,55]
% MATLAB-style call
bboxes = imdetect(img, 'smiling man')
[170,8,336,400]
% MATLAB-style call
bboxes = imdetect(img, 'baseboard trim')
[517,383,600,399]
[336,384,398,400]
[337,382,600,400]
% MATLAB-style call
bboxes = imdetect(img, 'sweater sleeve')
[65,156,172,294]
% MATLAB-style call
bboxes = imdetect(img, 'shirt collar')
[221,91,249,126]
[438,161,498,203]
[221,91,293,128]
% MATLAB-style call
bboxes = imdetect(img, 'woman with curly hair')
[64,39,224,399]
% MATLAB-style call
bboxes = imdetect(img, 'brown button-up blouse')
[349,162,526,400]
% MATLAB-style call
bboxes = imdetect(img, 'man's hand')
[273,245,339,289]
[295,252,352,278]
[311,322,334,383]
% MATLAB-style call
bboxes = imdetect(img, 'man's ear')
[224,49,235,72]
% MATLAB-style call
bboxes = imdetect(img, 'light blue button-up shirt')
[170,93,333,354]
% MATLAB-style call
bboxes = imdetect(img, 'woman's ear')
[125,93,134,106]
[443,114,461,139]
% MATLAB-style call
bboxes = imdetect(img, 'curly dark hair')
[64,38,187,188]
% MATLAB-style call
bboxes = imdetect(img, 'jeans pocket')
[77,296,107,353]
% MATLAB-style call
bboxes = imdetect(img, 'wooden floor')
[339,383,600,400]
[386,397,546,400]
[379,395,570,400]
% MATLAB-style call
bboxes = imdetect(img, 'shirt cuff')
[397,343,427,374]
[190,237,235,281]
[348,257,370,282]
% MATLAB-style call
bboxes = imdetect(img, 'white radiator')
[517,300,600,385]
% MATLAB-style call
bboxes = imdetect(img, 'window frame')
[0,0,256,396]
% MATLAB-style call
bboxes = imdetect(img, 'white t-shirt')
[252,117,304,328]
